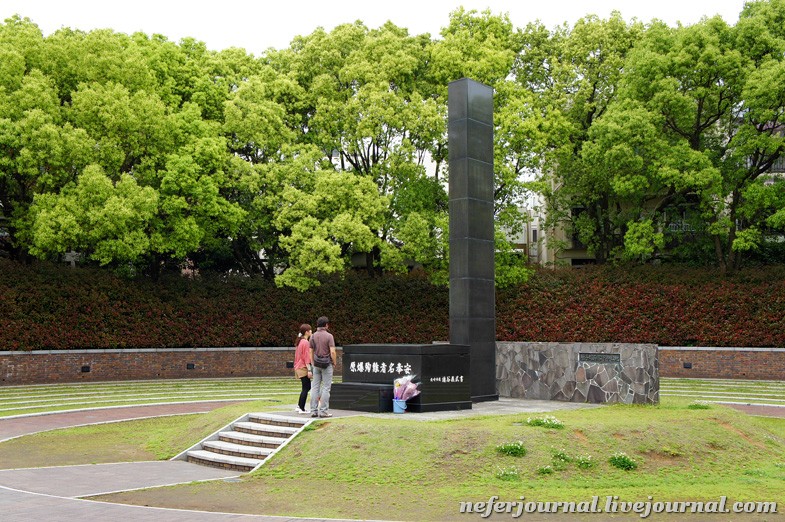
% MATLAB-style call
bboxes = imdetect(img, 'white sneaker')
[295,407,306,413]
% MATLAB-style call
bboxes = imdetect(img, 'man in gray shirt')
[309,316,336,417]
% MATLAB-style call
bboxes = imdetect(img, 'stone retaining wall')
[496,342,659,404]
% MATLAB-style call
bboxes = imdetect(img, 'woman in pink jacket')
[293,323,313,413]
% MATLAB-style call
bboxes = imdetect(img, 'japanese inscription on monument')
[579,352,622,364]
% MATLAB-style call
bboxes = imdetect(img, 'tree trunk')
[714,235,728,275]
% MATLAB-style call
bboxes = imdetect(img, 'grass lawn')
[0,377,301,418]
[92,402,785,520]
[2,379,784,520]
[0,399,281,469]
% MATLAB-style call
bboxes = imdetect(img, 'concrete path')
[724,403,785,418]
[0,487,353,521]
[0,461,241,498]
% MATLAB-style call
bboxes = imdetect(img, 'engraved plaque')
[580,352,621,364]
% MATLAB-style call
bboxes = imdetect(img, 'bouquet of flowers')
[393,374,421,401]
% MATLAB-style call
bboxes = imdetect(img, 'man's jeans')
[310,364,333,414]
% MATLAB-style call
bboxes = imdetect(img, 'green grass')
[0,399,283,469]
[1,377,778,418]
[90,400,785,520]
[0,377,303,417]
[660,377,785,406]
[3,377,785,520]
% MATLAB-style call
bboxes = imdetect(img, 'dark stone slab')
[449,318,496,347]
[448,119,493,160]
[337,344,472,412]
[580,352,621,364]
[448,199,495,241]
[449,159,495,201]
[330,383,394,413]
[449,278,496,320]
[586,384,605,403]
[469,341,498,401]
[447,78,494,124]
[449,239,495,281]
[449,78,496,403]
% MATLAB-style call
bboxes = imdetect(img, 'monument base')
[330,383,394,413]
[471,393,499,403]
[334,344,472,413]
[406,396,472,413]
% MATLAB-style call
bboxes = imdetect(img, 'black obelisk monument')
[448,78,498,402]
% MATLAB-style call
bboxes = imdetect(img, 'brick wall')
[3,345,784,385]
[0,347,344,385]
[658,347,785,380]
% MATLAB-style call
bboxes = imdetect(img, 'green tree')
[26,165,157,264]
[266,21,446,281]
[272,146,388,290]
[509,12,645,264]
[2,21,254,273]
[432,9,534,286]
[0,45,94,260]
[594,6,785,271]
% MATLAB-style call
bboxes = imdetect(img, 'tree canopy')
[2,2,785,287]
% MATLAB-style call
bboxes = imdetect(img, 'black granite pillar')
[448,78,498,402]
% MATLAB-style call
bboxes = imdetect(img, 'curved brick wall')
[0,347,344,385]
[658,347,785,380]
[1,345,783,386]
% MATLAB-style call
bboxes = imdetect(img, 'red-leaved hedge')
[496,266,785,347]
[1,259,784,350]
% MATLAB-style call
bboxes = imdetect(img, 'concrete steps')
[174,412,311,472]
[218,430,287,449]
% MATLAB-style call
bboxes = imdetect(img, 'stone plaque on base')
[331,344,472,412]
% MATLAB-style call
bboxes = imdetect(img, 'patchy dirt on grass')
[716,420,767,450]
[641,449,683,467]
[573,429,589,443]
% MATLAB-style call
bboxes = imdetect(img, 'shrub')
[551,447,572,462]
[526,415,565,429]
[496,441,527,457]
[609,452,638,471]
[495,466,520,481]
[575,454,596,470]
[0,261,448,350]
[551,447,572,470]
[3,260,785,350]
[537,465,555,475]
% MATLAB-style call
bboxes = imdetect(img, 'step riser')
[248,417,305,429]
[187,455,255,472]
[236,426,292,438]
[219,434,281,449]
[205,447,268,460]
[184,413,311,472]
